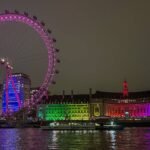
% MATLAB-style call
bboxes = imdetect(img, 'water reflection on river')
[0,128,150,150]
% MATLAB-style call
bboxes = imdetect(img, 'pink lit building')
[92,81,150,118]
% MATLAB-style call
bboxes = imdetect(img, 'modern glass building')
[2,73,31,112]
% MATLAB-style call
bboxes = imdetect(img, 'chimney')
[62,90,65,99]
[89,88,92,99]
[71,90,74,99]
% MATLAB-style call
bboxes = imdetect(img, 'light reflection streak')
[106,130,116,150]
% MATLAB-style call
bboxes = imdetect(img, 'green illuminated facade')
[38,104,90,121]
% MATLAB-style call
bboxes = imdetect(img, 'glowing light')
[110,121,114,126]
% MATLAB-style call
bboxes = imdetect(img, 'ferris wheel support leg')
[10,76,21,109]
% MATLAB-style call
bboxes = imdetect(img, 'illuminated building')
[2,73,31,112]
[37,81,150,120]
[38,104,89,121]
[105,102,150,118]
[37,94,90,121]
[95,81,150,118]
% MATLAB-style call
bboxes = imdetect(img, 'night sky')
[0,0,150,94]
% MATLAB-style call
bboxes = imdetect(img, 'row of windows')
[46,111,89,113]
[45,106,88,108]
[45,108,88,111]
[108,108,150,114]
[46,115,89,117]
[45,118,89,120]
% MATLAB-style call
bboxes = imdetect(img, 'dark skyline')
[0,0,150,94]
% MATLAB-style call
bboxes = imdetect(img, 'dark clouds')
[0,0,150,94]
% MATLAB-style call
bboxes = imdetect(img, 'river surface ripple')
[0,127,150,150]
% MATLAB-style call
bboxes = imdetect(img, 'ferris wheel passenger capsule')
[14,10,19,14]
[55,48,60,52]
[56,59,60,63]
[55,70,59,74]
[24,12,28,16]
[52,81,56,84]
[5,10,9,14]
[47,29,52,34]
[41,21,45,26]
[33,16,37,20]
[52,38,56,42]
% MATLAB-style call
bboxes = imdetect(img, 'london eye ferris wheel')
[0,10,60,114]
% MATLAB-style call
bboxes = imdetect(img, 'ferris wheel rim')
[0,11,58,108]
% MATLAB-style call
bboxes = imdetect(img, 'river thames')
[0,127,150,150]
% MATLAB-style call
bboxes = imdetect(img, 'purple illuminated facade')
[0,11,58,113]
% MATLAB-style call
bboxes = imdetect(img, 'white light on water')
[110,121,114,126]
